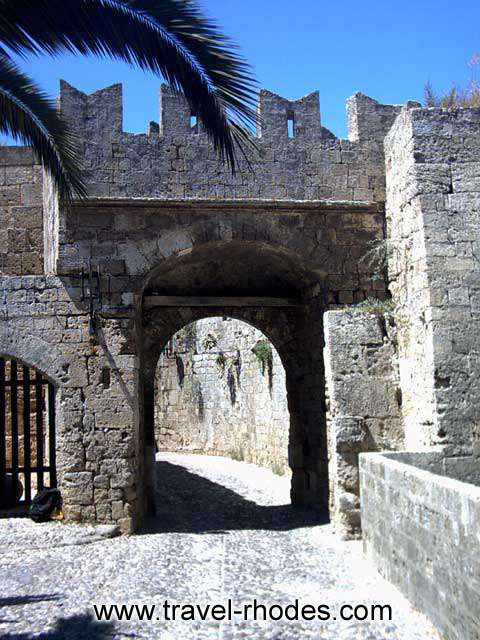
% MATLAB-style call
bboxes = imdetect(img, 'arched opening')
[139,240,331,527]
[0,356,56,511]
[144,315,328,532]
[155,316,290,475]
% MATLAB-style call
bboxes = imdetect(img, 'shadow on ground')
[0,603,119,639]
[141,461,328,535]
[0,595,62,625]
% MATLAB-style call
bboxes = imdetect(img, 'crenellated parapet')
[59,80,123,143]
[58,81,407,147]
[54,81,412,202]
[346,92,424,144]
[59,81,331,143]
[256,89,323,141]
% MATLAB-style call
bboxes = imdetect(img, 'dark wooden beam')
[74,197,382,214]
[144,296,301,309]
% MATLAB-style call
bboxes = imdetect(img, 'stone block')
[63,472,93,506]
[334,417,370,453]
[111,500,125,520]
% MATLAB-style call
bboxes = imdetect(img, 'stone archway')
[154,316,290,474]
[138,240,330,521]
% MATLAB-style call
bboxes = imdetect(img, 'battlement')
[59,80,123,142]
[51,80,418,201]
[256,89,323,140]
[58,80,409,144]
[59,81,329,141]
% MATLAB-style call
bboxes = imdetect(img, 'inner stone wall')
[155,317,289,474]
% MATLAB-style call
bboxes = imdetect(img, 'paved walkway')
[0,453,440,640]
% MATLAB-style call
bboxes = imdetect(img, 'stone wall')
[0,82,407,530]
[385,105,480,454]
[58,82,389,202]
[324,310,403,538]
[360,450,480,640]
[0,148,44,275]
[384,105,437,449]
[0,275,140,533]
[155,317,290,474]
[56,199,385,305]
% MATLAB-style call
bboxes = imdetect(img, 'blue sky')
[13,0,480,137]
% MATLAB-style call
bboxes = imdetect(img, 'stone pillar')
[287,295,330,512]
[324,310,403,538]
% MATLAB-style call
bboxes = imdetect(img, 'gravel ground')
[0,453,441,640]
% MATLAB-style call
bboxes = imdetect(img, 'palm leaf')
[0,0,259,168]
[128,1,258,126]
[0,55,86,203]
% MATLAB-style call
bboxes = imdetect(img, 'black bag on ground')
[29,488,62,523]
[0,474,23,509]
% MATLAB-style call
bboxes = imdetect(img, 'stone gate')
[1,81,479,555]
[0,83,392,532]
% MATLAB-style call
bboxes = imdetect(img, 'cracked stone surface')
[0,453,440,639]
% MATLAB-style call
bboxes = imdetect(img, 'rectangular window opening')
[101,367,111,389]
[190,114,198,132]
[287,112,295,138]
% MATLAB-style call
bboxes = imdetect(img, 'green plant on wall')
[175,322,197,352]
[215,351,242,404]
[360,238,396,281]
[251,339,273,392]
[203,333,217,351]
[270,461,286,476]
[350,297,394,315]
[229,444,245,462]
[216,352,226,375]
[252,339,273,375]
[424,54,480,108]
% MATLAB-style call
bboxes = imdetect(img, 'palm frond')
[127,0,258,128]
[0,55,86,203]
[0,0,259,168]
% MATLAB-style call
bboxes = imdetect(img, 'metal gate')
[0,357,56,506]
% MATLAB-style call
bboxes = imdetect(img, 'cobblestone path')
[0,453,440,640]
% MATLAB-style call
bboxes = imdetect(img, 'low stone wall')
[360,450,480,640]
[155,318,290,475]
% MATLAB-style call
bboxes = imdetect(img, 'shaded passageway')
[143,453,324,534]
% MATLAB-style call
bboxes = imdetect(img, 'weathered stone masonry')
[360,105,480,640]
[0,83,396,535]
[361,450,480,640]
[386,106,480,453]
[324,310,403,538]
[2,76,480,637]
[0,148,44,274]
[155,317,290,474]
